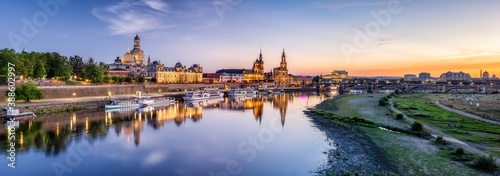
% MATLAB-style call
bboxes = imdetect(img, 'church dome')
[121,53,135,64]
[175,62,183,68]
[192,64,200,68]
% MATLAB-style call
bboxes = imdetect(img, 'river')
[1,92,336,176]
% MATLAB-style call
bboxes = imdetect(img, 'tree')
[69,55,84,79]
[124,77,132,83]
[33,61,46,79]
[0,48,17,76]
[138,77,145,83]
[111,76,119,83]
[5,82,44,102]
[98,62,109,76]
[84,64,104,83]
[151,77,157,83]
[43,52,72,81]
[103,76,112,83]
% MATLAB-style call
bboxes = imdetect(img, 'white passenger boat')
[105,100,140,110]
[230,88,257,97]
[185,97,224,108]
[244,88,258,96]
[138,97,174,107]
[206,88,224,98]
[183,91,210,101]
[229,89,247,97]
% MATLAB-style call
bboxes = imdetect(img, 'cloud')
[143,0,168,11]
[319,1,386,10]
[92,0,174,35]
[143,151,168,166]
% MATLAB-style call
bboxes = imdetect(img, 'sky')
[1,0,500,77]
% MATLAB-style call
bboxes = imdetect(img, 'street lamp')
[72,92,76,101]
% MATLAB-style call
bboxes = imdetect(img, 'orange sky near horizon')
[293,55,500,77]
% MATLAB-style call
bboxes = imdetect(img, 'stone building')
[439,71,471,81]
[320,70,349,83]
[147,60,203,83]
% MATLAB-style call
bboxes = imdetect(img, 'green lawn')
[394,94,500,157]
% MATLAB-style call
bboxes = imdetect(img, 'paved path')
[434,100,500,125]
[389,99,468,145]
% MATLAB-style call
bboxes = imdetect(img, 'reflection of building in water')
[120,120,145,146]
[146,104,203,128]
[109,105,203,146]
[272,94,294,127]
[220,97,264,123]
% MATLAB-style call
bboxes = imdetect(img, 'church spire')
[147,55,151,65]
[281,48,286,62]
[259,47,263,61]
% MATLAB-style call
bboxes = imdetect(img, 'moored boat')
[2,108,36,122]
[183,90,210,101]
[105,100,140,109]
[138,97,174,107]
[206,88,224,98]
[229,89,247,97]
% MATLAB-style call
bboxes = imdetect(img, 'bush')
[472,155,497,171]
[412,121,423,131]
[455,147,465,155]
[435,135,446,144]
[102,76,112,83]
[379,97,389,106]
[396,113,404,119]
[5,82,44,102]
[138,77,145,83]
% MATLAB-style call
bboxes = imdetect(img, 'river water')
[1,93,335,176]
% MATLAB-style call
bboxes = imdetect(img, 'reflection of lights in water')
[301,95,307,100]
[85,117,89,133]
[29,121,32,130]
[56,123,60,136]
[19,132,24,146]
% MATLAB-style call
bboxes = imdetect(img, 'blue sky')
[2,0,500,76]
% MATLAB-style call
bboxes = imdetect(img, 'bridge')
[318,82,500,94]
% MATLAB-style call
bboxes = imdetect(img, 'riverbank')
[308,94,495,175]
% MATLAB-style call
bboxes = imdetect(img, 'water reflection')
[0,93,316,155]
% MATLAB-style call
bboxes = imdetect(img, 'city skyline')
[2,0,500,76]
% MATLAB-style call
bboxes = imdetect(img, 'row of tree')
[0,48,109,83]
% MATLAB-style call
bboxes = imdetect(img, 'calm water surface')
[1,93,334,176]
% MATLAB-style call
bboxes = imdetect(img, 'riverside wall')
[0,83,275,101]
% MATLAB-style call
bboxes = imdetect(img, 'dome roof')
[192,64,200,68]
[121,53,135,64]
[175,62,183,68]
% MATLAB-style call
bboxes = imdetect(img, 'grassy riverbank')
[427,94,500,121]
[310,94,494,175]
[393,94,500,157]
